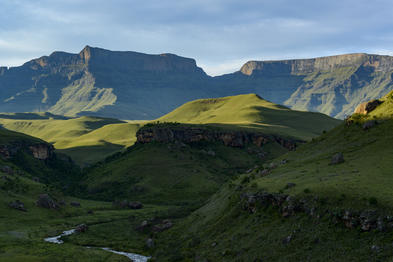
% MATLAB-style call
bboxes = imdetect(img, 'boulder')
[280,159,288,165]
[282,234,293,244]
[330,153,344,165]
[365,100,383,113]
[129,201,143,209]
[152,219,173,232]
[75,224,88,233]
[112,200,143,209]
[285,183,296,189]
[1,166,13,175]
[1,175,11,181]
[70,201,81,207]
[36,194,59,209]
[8,200,27,212]
[359,210,378,231]
[258,169,270,176]
[146,238,154,248]
[362,120,377,130]
[354,100,382,114]
[137,220,151,231]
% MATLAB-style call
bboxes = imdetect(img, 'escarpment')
[240,53,393,76]
[136,124,299,151]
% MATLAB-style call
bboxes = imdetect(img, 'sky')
[1,0,393,76]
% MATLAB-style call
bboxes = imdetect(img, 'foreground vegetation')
[151,100,393,261]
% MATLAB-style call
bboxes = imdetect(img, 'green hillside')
[0,116,145,166]
[151,99,393,261]
[80,140,277,207]
[159,94,341,140]
[0,94,340,166]
[0,129,172,261]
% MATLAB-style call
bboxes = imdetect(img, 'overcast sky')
[1,0,393,76]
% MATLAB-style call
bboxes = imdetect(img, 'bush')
[241,176,250,184]
[369,197,378,206]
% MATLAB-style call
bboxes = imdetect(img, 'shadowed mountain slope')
[1,47,393,119]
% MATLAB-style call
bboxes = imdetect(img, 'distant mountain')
[214,53,393,118]
[0,46,210,119]
[1,47,393,119]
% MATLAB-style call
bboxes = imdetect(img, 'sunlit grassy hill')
[0,94,340,166]
[0,115,146,166]
[159,94,341,140]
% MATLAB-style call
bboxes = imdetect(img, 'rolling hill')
[0,115,145,166]
[1,46,393,119]
[158,93,340,140]
[0,94,340,166]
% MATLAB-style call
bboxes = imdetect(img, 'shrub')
[369,197,378,206]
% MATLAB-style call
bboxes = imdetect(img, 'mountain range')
[1,46,393,119]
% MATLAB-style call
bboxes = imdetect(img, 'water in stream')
[44,229,150,262]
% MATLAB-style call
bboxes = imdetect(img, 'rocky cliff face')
[0,46,209,119]
[0,142,54,160]
[136,125,298,151]
[1,47,393,119]
[240,54,393,76]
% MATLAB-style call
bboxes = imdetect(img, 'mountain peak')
[79,45,93,63]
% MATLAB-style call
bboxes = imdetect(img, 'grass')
[149,104,393,261]
[0,94,340,166]
[0,156,176,261]
[80,141,275,206]
[158,94,341,140]
[0,116,146,166]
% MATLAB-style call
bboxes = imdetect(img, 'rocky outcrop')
[152,219,173,233]
[75,224,88,233]
[0,142,54,160]
[363,120,378,130]
[8,200,27,212]
[330,152,344,165]
[36,194,59,209]
[112,200,143,209]
[241,191,393,232]
[29,143,54,160]
[136,125,299,151]
[354,99,383,114]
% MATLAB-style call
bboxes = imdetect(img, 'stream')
[44,229,150,262]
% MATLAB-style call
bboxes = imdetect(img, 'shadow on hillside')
[56,142,125,167]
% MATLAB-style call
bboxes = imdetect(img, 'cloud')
[1,0,393,75]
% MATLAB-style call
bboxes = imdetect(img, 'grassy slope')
[0,116,145,166]
[159,94,341,140]
[81,141,282,207]
[151,101,393,261]
[0,163,173,262]
[0,130,174,261]
[0,128,43,144]
[0,94,340,167]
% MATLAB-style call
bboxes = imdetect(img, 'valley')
[0,53,392,262]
